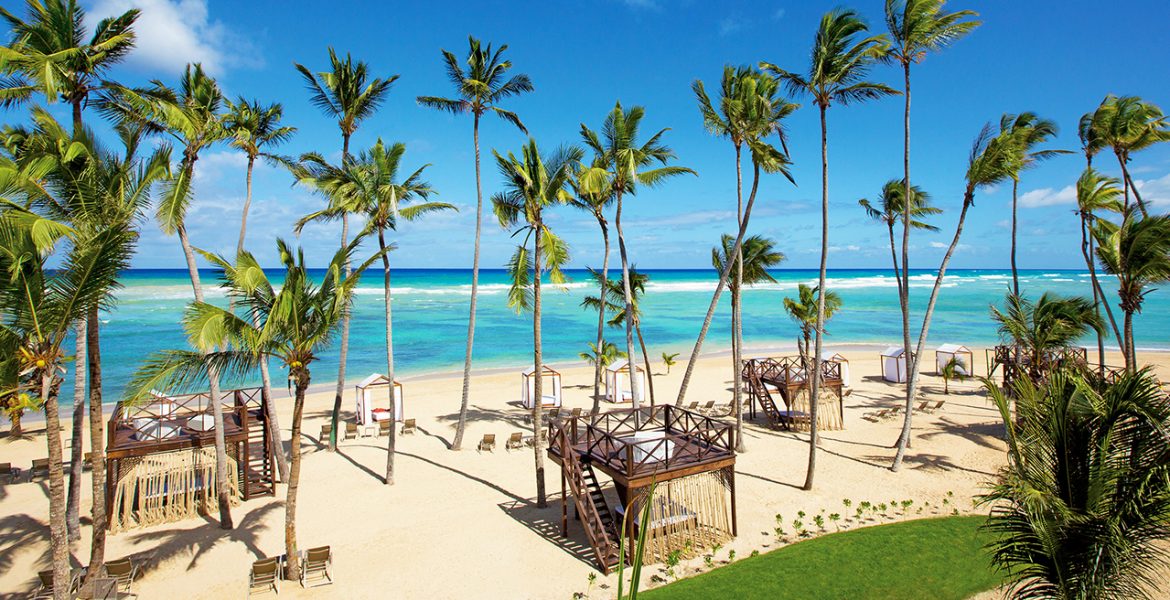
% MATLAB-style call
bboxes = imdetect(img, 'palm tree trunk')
[453,115,483,451]
[732,143,745,451]
[177,219,233,528]
[892,188,976,471]
[85,307,107,576]
[592,220,610,414]
[285,371,309,581]
[1080,214,1106,373]
[66,321,86,542]
[380,230,396,485]
[1011,179,1020,296]
[1124,309,1135,373]
[42,371,70,600]
[805,104,829,491]
[1117,151,1149,218]
[9,406,21,436]
[635,320,655,406]
[615,190,642,414]
[237,155,287,481]
[533,227,547,507]
[1084,223,1126,364]
[330,134,354,452]
[676,162,762,405]
[899,62,913,388]
[888,224,902,300]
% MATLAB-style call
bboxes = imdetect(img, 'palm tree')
[762,8,896,490]
[713,234,785,452]
[783,284,843,363]
[0,206,127,600]
[492,138,579,508]
[939,356,965,394]
[126,239,380,582]
[661,352,678,374]
[1074,168,1125,370]
[581,103,695,415]
[1083,95,1170,217]
[222,96,295,482]
[294,140,453,484]
[991,292,1104,384]
[998,112,1066,295]
[981,369,1170,598]
[295,48,397,451]
[583,268,658,406]
[103,62,235,527]
[858,179,940,298]
[580,341,624,368]
[1094,211,1170,372]
[890,122,1018,471]
[569,159,615,413]
[681,66,795,407]
[417,36,532,451]
[882,0,979,422]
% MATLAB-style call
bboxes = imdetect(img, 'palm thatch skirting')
[625,469,734,564]
[109,446,240,532]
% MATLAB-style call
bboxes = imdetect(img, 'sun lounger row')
[318,419,416,444]
[2,454,104,484]
[249,545,332,596]
[862,400,945,422]
[35,556,139,599]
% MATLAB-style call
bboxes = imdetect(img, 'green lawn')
[641,515,1002,600]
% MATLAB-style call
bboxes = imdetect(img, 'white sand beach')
[1,347,1165,599]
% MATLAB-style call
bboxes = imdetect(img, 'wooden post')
[561,460,568,537]
[728,466,738,537]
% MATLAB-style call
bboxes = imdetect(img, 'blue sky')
[11,0,1170,269]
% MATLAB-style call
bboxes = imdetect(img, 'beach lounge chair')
[249,557,282,596]
[525,430,548,448]
[378,419,391,437]
[344,422,359,440]
[924,400,945,413]
[34,569,84,599]
[478,434,496,452]
[861,409,887,422]
[914,400,932,412]
[570,407,582,418]
[506,432,524,451]
[698,401,716,415]
[547,407,561,420]
[30,458,49,481]
[318,423,331,444]
[0,463,19,484]
[105,557,138,597]
[685,401,698,411]
[401,419,416,435]
[300,546,333,588]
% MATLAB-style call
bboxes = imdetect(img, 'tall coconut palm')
[1094,210,1170,372]
[981,369,1170,599]
[569,160,615,413]
[127,238,381,582]
[712,234,785,452]
[1074,168,1125,370]
[0,207,128,600]
[294,140,453,484]
[1083,95,1170,218]
[581,103,695,416]
[762,8,896,490]
[222,96,295,482]
[998,112,1066,295]
[858,179,940,298]
[492,138,579,508]
[681,66,795,407]
[103,62,235,527]
[417,36,532,451]
[783,284,843,362]
[295,48,397,451]
[991,292,1104,384]
[582,268,657,406]
[891,122,1018,471]
[882,0,978,420]
[579,341,624,369]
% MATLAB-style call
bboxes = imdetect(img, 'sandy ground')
[0,345,1165,599]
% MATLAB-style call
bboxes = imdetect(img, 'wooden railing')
[109,388,263,447]
[742,356,842,387]
[549,405,734,480]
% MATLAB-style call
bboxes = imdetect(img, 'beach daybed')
[522,365,563,409]
[355,373,404,425]
[605,359,648,403]
[880,346,912,383]
[935,344,973,375]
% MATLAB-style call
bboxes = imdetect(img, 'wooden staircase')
[747,372,785,426]
[560,434,622,573]
[241,408,273,499]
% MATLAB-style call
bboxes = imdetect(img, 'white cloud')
[995,219,1011,229]
[773,8,786,20]
[929,241,948,248]
[1019,184,1076,208]
[86,0,260,75]
[719,16,746,36]
[1134,173,1170,207]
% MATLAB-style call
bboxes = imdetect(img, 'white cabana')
[605,359,649,403]
[521,365,562,409]
[355,373,403,425]
[820,351,850,386]
[936,344,974,376]
[880,346,911,383]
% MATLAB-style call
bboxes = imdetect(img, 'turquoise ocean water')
[87,268,1167,400]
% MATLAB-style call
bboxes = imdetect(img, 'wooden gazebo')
[741,356,845,430]
[986,345,1090,391]
[547,405,736,574]
[105,387,274,532]
[522,365,562,409]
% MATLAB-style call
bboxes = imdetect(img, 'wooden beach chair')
[248,557,281,596]
[698,401,716,415]
[105,557,139,597]
[34,569,84,599]
[30,458,49,481]
[924,400,946,413]
[344,422,359,441]
[378,419,391,437]
[914,400,932,413]
[0,463,19,484]
[300,546,333,588]
[685,401,698,411]
[570,407,582,418]
[318,423,331,444]
[478,434,496,452]
[547,407,561,420]
[506,432,524,451]
[401,419,416,435]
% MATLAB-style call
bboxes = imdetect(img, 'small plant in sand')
[664,549,682,581]
[703,554,714,569]
[901,499,913,515]
[814,514,826,532]
[829,513,841,531]
[750,549,760,558]
[727,549,736,563]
